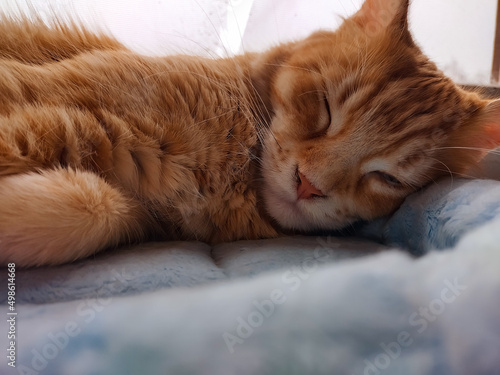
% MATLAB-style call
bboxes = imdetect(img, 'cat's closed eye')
[367,171,403,188]
[321,93,332,133]
[311,93,332,137]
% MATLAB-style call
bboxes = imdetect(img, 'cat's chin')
[261,160,351,232]
[262,187,348,232]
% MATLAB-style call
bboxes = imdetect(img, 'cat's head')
[259,0,500,232]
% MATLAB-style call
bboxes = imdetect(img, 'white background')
[1,0,498,86]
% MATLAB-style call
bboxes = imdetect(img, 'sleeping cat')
[1,0,499,267]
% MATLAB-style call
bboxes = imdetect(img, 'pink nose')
[297,172,325,200]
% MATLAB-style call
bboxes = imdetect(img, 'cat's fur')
[1,0,500,267]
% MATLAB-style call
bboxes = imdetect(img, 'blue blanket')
[2,178,500,375]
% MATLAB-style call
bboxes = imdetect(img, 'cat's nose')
[297,172,325,200]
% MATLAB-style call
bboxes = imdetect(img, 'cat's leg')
[0,168,147,267]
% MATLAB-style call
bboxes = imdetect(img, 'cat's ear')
[468,100,500,151]
[439,100,500,176]
[449,100,500,171]
[352,0,411,39]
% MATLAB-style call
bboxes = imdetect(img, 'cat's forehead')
[276,61,464,134]
[272,26,484,151]
[280,29,424,93]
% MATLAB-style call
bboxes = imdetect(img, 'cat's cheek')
[261,152,305,229]
[297,199,358,230]
[263,189,358,232]
[269,110,289,134]
[356,185,407,221]
[269,109,309,142]
[261,155,298,205]
[262,190,304,229]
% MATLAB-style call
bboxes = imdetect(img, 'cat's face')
[260,0,500,232]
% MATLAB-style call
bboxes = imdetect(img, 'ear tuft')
[352,0,410,37]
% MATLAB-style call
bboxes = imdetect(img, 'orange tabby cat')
[1,0,499,267]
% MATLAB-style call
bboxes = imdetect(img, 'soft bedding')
[2,177,500,375]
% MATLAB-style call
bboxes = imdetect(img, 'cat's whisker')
[95,58,277,153]
[246,78,273,124]
[424,162,455,183]
[241,90,281,150]
[431,146,500,153]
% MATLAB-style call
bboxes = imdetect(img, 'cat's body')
[0,21,281,261]
[2,0,500,267]
[0,35,277,238]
